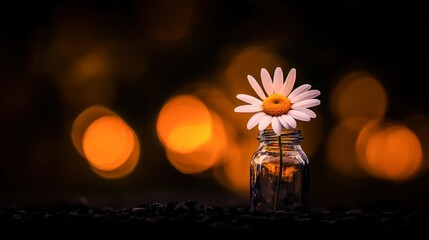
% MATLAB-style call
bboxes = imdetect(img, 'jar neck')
[257,129,303,145]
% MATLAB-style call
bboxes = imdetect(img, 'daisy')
[234,67,321,136]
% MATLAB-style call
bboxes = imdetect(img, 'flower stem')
[274,135,283,213]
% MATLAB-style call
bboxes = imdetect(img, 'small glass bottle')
[250,129,309,212]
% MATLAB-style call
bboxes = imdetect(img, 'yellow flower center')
[262,94,291,116]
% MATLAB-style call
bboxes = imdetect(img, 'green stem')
[274,135,283,213]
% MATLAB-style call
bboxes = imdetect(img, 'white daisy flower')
[234,67,321,136]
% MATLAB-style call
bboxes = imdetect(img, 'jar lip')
[257,128,303,140]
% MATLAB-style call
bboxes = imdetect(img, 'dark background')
[0,0,428,209]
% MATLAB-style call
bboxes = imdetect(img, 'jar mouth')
[257,128,303,142]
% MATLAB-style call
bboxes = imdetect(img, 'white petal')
[278,116,291,129]
[247,75,266,100]
[271,117,283,136]
[290,90,321,103]
[258,115,272,131]
[291,99,321,109]
[247,112,266,130]
[299,109,317,118]
[273,67,283,94]
[280,68,296,96]
[288,110,311,121]
[287,84,311,99]
[261,68,273,95]
[281,114,297,128]
[234,105,263,113]
[237,94,263,105]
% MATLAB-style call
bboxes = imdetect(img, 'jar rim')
[257,128,303,142]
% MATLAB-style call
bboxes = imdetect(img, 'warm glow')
[193,85,241,131]
[71,105,116,156]
[167,125,212,154]
[157,95,212,153]
[192,86,253,193]
[71,106,140,179]
[83,115,135,171]
[366,125,422,181]
[357,122,422,181]
[165,111,227,174]
[331,72,387,121]
[262,162,298,182]
[90,130,140,179]
[355,120,384,174]
[327,118,368,177]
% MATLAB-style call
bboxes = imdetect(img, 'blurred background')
[1,0,428,209]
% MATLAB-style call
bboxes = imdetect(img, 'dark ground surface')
[1,201,428,238]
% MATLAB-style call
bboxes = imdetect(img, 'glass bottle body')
[250,129,309,212]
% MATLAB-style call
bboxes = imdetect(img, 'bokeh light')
[331,72,387,121]
[72,106,140,179]
[156,94,232,174]
[193,85,240,133]
[167,125,212,154]
[328,71,391,178]
[83,115,135,171]
[356,121,422,181]
[191,85,253,193]
[89,130,140,179]
[355,120,382,174]
[71,105,116,156]
[157,95,212,153]
[2,0,429,211]
[165,111,226,174]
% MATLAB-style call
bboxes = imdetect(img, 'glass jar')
[250,129,309,212]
